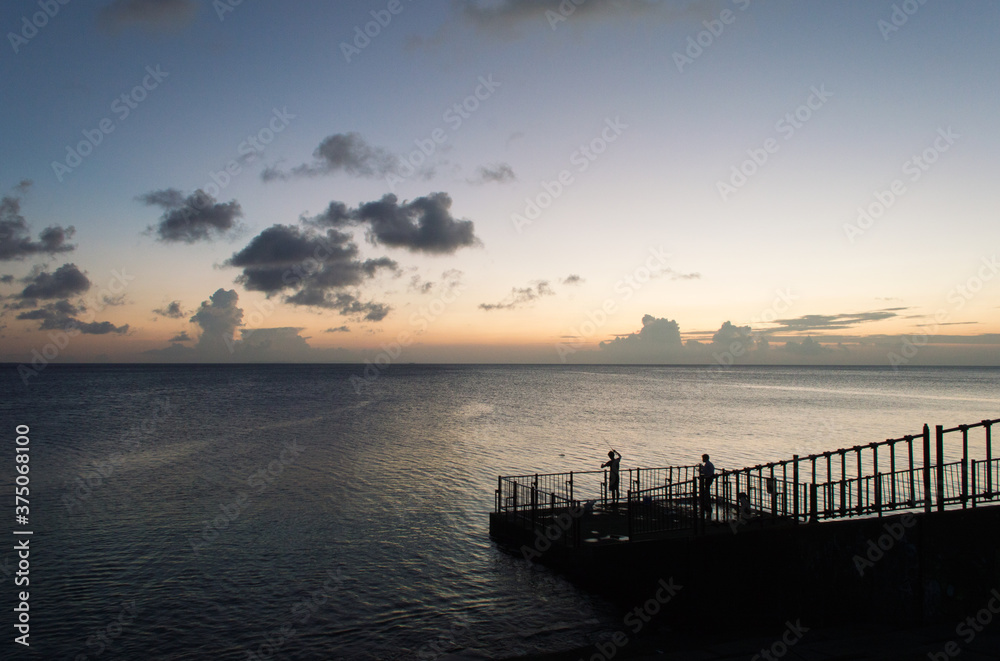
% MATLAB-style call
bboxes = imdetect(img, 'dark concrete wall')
[490,505,1000,629]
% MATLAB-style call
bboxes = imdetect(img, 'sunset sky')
[2,0,998,365]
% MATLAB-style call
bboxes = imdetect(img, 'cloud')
[561,274,584,285]
[19,264,90,300]
[16,299,128,335]
[312,192,480,254]
[170,331,192,342]
[458,0,713,30]
[782,336,829,356]
[263,132,399,181]
[599,314,682,355]
[98,0,197,32]
[189,288,243,353]
[154,301,186,318]
[408,274,435,294]
[660,268,701,281]
[712,320,754,347]
[148,289,328,361]
[224,225,397,316]
[239,327,312,356]
[506,131,525,147]
[1,275,14,284]
[469,163,516,184]
[140,188,243,243]
[408,268,464,295]
[0,195,76,261]
[325,326,350,333]
[772,308,906,332]
[285,290,390,321]
[479,280,553,311]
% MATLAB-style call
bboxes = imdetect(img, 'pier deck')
[490,417,1000,628]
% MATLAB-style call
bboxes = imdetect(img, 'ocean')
[2,364,998,659]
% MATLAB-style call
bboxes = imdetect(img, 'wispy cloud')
[98,0,197,32]
[479,280,554,311]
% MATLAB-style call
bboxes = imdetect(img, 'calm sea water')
[1,364,998,659]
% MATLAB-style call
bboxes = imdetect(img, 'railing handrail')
[941,417,999,434]
[495,417,999,537]
[499,464,699,482]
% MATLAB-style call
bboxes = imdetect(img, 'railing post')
[627,491,633,539]
[936,425,945,512]
[532,475,538,529]
[793,455,800,522]
[906,435,915,506]
[889,440,896,506]
[840,450,847,517]
[961,426,969,508]
[809,483,818,523]
[923,424,931,514]
[769,464,777,520]
[569,471,574,503]
[986,421,993,496]
[872,444,879,498]
[497,476,502,512]
[856,446,863,515]
[972,460,978,508]
[875,471,882,518]
[735,470,742,523]
[693,475,701,533]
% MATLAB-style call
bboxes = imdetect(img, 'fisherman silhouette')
[699,453,715,520]
[602,449,622,505]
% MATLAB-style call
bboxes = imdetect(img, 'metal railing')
[495,418,999,544]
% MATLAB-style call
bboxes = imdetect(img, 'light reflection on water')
[2,364,997,659]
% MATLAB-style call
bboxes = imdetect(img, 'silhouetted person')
[699,453,715,519]
[602,449,622,505]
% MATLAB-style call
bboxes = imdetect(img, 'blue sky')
[2,0,998,366]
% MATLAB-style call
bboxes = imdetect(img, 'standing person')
[699,454,715,520]
[602,449,622,505]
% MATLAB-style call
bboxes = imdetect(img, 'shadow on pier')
[490,418,1000,629]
